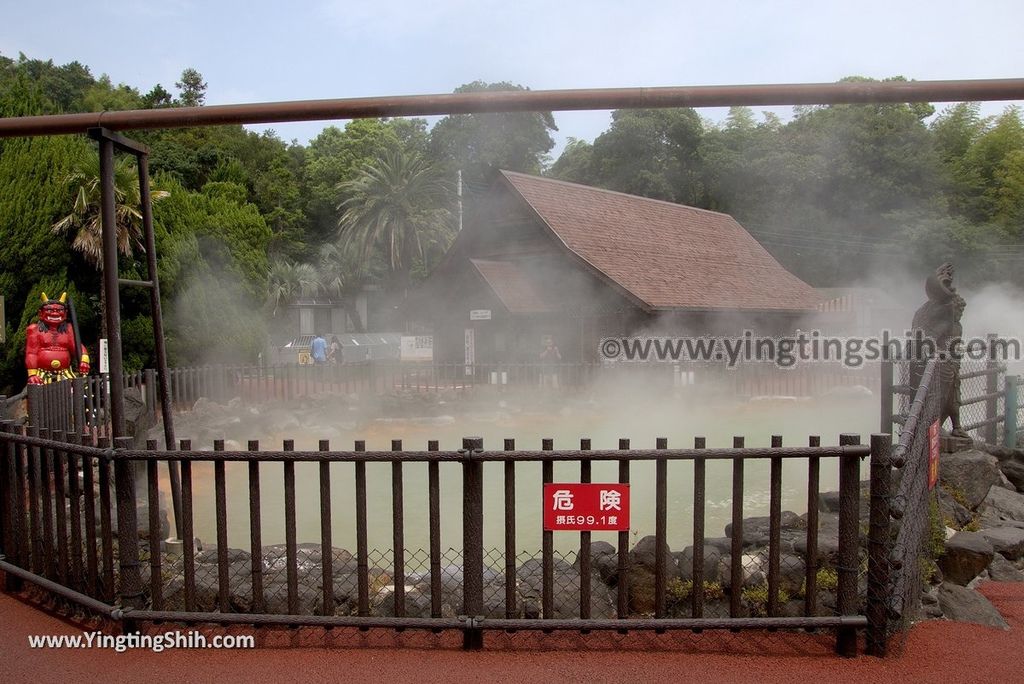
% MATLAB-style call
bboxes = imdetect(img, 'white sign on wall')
[99,338,109,374]
[470,309,491,320]
[464,328,475,376]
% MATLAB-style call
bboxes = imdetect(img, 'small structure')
[414,171,821,365]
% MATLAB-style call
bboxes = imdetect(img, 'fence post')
[866,433,893,657]
[835,433,861,657]
[985,333,999,444]
[112,436,144,627]
[880,360,893,435]
[462,436,484,650]
[1002,374,1019,449]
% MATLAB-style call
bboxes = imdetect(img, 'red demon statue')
[25,292,90,384]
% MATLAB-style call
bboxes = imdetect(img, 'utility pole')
[457,169,463,232]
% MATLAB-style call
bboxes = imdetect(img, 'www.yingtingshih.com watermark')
[27,630,255,652]
[598,330,1022,369]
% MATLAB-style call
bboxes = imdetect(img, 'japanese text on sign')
[543,483,630,531]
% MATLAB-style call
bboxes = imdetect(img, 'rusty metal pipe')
[1,79,1023,137]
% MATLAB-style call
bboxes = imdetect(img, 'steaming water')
[156,388,877,559]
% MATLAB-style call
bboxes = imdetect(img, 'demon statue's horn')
[40,292,48,303]
[59,292,67,303]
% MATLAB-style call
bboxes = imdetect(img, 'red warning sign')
[543,483,630,531]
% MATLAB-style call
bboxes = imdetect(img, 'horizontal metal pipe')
[0,559,119,618]
[117,278,155,289]
[125,609,867,631]
[959,367,1007,380]
[2,79,1023,137]
[958,391,1004,407]
[128,611,466,629]
[961,415,1005,431]
[79,445,872,462]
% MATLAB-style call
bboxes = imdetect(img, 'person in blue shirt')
[311,333,328,364]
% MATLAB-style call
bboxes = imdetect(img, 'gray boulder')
[980,527,1024,561]
[939,450,1001,510]
[999,461,1024,492]
[937,582,1008,629]
[675,544,723,583]
[724,511,805,549]
[989,553,1024,582]
[938,531,994,585]
[981,486,1024,523]
[936,487,974,528]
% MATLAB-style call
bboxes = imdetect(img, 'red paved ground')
[1,582,1021,684]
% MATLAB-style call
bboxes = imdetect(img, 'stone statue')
[910,262,967,437]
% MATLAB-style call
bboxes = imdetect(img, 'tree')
[51,150,170,336]
[337,148,454,295]
[428,81,557,184]
[587,108,705,204]
[52,152,169,267]
[266,260,320,317]
[175,68,207,107]
[315,242,374,332]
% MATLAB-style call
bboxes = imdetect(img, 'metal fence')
[874,359,942,655]
[883,355,1020,447]
[0,417,895,655]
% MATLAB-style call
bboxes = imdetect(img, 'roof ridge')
[499,169,736,221]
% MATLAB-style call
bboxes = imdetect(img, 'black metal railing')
[0,422,895,654]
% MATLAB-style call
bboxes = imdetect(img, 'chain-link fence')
[881,359,942,654]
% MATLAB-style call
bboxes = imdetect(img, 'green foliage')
[429,81,556,185]
[741,583,791,617]
[666,578,725,606]
[816,567,839,592]
[927,492,947,559]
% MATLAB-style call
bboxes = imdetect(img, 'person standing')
[311,332,328,365]
[328,335,343,365]
[539,336,561,389]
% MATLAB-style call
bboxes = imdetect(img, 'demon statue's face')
[39,302,67,326]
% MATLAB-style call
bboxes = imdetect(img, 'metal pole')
[865,433,893,657]
[835,433,861,657]
[985,333,999,444]
[3,79,1024,138]
[95,133,125,438]
[137,152,182,539]
[95,132,143,619]
[880,360,893,435]
[1005,375,1020,449]
[462,436,484,650]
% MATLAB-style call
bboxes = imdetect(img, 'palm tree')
[52,151,169,335]
[266,260,320,317]
[316,243,372,332]
[336,148,454,296]
[52,152,169,267]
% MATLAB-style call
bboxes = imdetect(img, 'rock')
[939,450,1001,510]
[717,554,766,590]
[981,486,1024,523]
[941,435,973,454]
[938,532,995,585]
[675,545,723,583]
[724,512,805,549]
[195,547,251,565]
[628,536,682,613]
[794,512,840,562]
[936,487,974,528]
[124,387,153,449]
[989,553,1024,581]
[574,541,618,584]
[937,582,1008,629]
[1000,461,1024,492]
[979,527,1024,561]
[704,537,733,555]
[920,587,943,618]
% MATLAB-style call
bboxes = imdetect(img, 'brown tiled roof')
[470,259,561,313]
[500,171,822,311]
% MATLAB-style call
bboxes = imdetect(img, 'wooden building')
[413,171,822,366]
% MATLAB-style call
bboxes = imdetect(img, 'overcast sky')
[2,0,1022,154]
